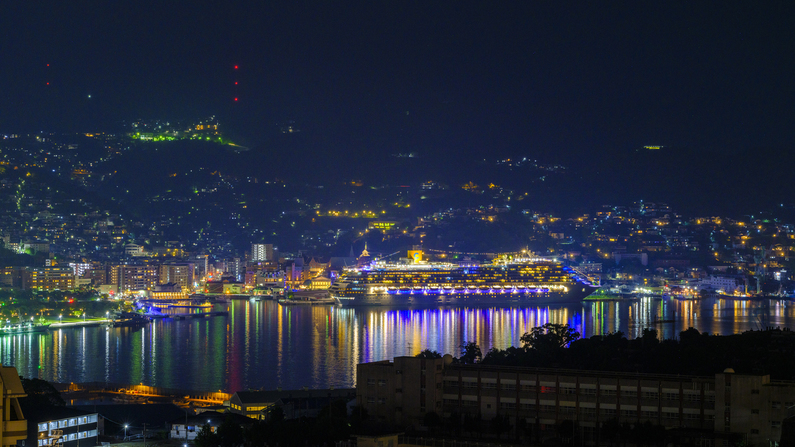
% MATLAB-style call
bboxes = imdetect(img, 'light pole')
[124,424,128,441]
[58,314,62,325]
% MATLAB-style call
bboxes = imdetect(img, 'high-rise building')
[251,244,274,262]
[110,265,159,292]
[229,258,244,282]
[158,263,195,292]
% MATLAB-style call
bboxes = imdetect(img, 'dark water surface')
[2,297,793,392]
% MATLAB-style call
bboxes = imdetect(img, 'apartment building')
[358,357,795,446]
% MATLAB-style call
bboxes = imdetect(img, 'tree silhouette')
[459,341,482,364]
[416,349,442,359]
[520,323,580,352]
[194,424,218,447]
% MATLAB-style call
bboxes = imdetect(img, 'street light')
[124,424,128,440]
[58,314,62,324]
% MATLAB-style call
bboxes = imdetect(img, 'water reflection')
[0,297,793,392]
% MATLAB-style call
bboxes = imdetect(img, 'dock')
[147,311,228,320]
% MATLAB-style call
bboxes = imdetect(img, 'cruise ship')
[329,257,596,306]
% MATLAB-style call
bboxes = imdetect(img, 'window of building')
[444,399,459,406]
[621,409,637,417]
[500,402,516,410]
[751,389,760,394]
[367,379,375,386]
[663,392,678,401]
[582,388,597,396]
[482,382,497,389]
[377,398,386,404]
[560,386,576,395]
[772,421,782,428]
[751,409,759,415]
[663,412,678,420]
[641,410,658,418]
[378,380,386,386]
[601,389,617,396]
[773,401,782,409]
[367,397,375,404]
[601,409,617,417]
[622,390,638,398]
[643,391,659,399]
[520,403,536,410]
[501,383,516,391]
[444,380,459,388]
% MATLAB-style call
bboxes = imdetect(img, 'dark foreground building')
[357,356,795,446]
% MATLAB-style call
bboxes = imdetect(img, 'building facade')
[357,357,795,446]
[21,267,75,291]
[158,263,195,291]
[0,366,26,447]
[110,265,159,292]
[251,244,274,262]
[34,411,98,447]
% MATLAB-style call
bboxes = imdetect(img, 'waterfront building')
[357,357,795,446]
[302,275,332,290]
[699,275,746,295]
[255,270,285,289]
[229,388,356,421]
[0,366,27,447]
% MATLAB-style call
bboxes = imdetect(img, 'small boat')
[112,312,150,327]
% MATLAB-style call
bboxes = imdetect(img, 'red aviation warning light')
[234,65,239,69]
[234,98,238,101]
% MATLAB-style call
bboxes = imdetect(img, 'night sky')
[2,1,794,159]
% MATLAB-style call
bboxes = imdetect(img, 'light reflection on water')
[0,297,793,392]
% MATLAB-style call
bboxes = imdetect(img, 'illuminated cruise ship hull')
[329,262,596,306]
